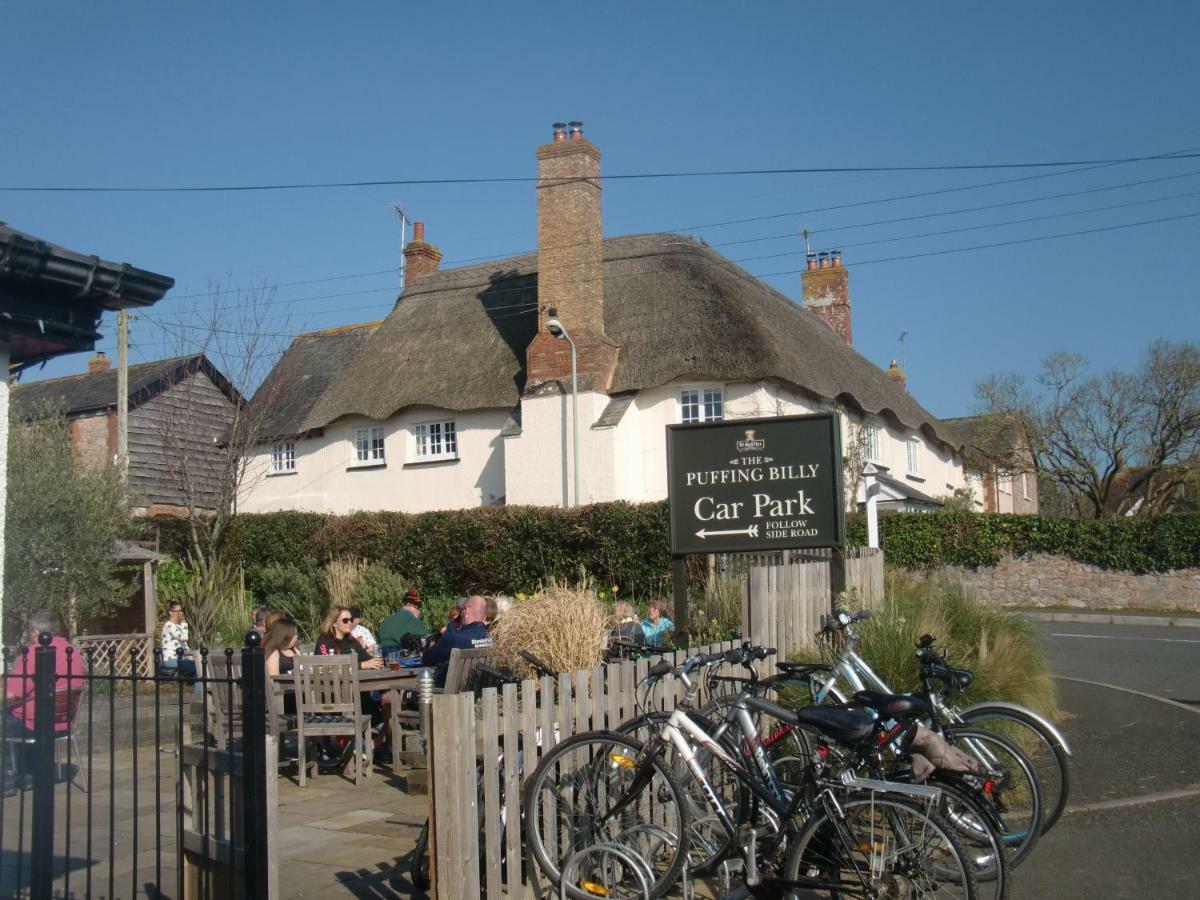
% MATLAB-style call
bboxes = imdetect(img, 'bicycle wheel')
[523,731,690,899]
[617,711,748,874]
[955,705,1069,834]
[942,727,1041,868]
[411,818,430,891]
[930,776,1009,900]
[784,796,977,899]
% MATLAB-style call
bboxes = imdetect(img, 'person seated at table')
[263,608,288,631]
[250,604,271,638]
[4,610,85,783]
[348,606,378,656]
[160,601,198,677]
[608,601,646,652]
[264,618,300,715]
[378,588,428,652]
[421,595,492,686]
[315,607,384,669]
[640,599,675,647]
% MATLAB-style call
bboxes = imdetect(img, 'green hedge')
[850,511,1200,574]
[148,506,1200,594]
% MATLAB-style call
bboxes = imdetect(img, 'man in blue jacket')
[422,595,492,686]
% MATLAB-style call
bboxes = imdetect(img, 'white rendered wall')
[504,390,617,507]
[239,407,509,514]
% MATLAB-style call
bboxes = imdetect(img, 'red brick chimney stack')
[886,359,908,391]
[403,221,443,283]
[802,249,852,345]
[525,121,619,392]
[88,351,111,374]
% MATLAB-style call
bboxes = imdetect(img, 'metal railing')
[1,633,273,899]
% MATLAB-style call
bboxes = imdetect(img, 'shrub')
[246,562,326,641]
[350,565,409,631]
[833,572,1058,718]
[489,581,608,677]
[325,556,367,608]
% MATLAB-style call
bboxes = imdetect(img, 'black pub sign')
[666,413,845,555]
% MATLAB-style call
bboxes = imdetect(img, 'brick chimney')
[403,221,442,282]
[886,359,907,391]
[525,121,618,393]
[87,351,111,374]
[803,249,852,345]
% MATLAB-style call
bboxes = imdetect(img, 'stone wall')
[938,554,1200,611]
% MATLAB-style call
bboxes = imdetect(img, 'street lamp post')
[545,318,580,507]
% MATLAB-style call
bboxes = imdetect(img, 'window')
[906,437,921,475]
[1021,473,1029,500]
[352,426,385,465]
[412,420,458,462]
[679,387,724,424]
[271,442,295,474]
[864,425,882,462]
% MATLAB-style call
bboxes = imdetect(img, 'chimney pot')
[806,252,818,271]
[412,221,425,242]
[818,251,829,269]
[831,249,842,267]
[552,122,568,142]
[568,120,584,140]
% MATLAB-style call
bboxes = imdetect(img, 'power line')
[5,151,1200,193]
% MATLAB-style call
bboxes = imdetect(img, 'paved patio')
[1,743,429,899]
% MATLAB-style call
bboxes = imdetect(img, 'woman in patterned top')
[160,601,197,677]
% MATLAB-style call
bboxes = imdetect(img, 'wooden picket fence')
[742,547,884,660]
[428,640,740,900]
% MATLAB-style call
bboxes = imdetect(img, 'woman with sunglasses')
[315,606,384,668]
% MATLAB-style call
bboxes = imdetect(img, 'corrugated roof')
[291,234,957,447]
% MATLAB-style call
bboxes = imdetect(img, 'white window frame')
[270,441,296,474]
[351,426,386,466]
[906,436,921,475]
[864,425,882,463]
[678,386,724,424]
[411,419,459,462]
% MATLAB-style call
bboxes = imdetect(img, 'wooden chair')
[293,655,372,786]
[443,646,496,695]
[203,654,242,750]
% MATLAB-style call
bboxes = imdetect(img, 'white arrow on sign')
[695,525,760,540]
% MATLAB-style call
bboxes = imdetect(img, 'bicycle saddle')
[792,706,878,745]
[851,690,932,720]
[926,661,974,693]
[775,661,835,676]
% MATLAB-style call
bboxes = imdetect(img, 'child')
[641,599,675,647]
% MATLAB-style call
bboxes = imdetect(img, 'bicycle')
[792,609,1070,835]
[524,646,977,899]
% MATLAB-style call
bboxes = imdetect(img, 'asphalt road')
[1033,621,1200,704]
[1015,619,1200,898]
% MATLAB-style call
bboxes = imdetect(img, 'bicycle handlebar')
[518,650,558,679]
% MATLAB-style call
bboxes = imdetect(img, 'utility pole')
[117,309,129,480]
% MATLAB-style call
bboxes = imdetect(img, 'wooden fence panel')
[479,688,502,900]
[431,692,479,900]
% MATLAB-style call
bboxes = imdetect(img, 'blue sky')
[4,0,1198,417]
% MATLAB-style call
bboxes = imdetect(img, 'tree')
[4,403,134,636]
[975,340,1200,518]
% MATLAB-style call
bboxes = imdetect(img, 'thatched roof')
[300,234,958,447]
[250,322,381,439]
[11,355,238,418]
[942,414,1033,471]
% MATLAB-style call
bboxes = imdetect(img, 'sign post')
[666,413,845,642]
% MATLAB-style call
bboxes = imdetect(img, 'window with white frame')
[352,426,386,465]
[412,420,458,462]
[679,387,724,424]
[906,437,921,475]
[271,442,296,474]
[864,425,882,462]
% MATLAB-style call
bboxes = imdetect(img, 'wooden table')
[273,665,429,771]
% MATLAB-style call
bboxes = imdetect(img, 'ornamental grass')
[489,580,608,678]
